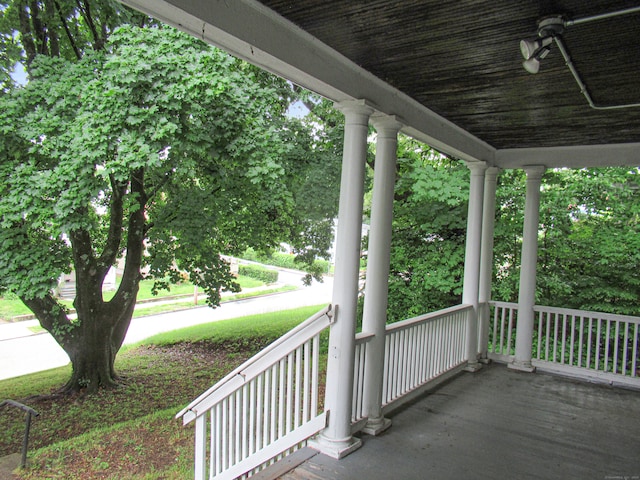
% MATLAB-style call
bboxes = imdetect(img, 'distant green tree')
[371,134,640,322]
[493,167,640,315]
[373,136,468,323]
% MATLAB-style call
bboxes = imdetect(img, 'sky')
[11,62,27,85]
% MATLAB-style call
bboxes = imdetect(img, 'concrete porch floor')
[278,364,640,480]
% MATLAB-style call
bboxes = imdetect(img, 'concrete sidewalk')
[0,282,292,342]
[0,276,332,381]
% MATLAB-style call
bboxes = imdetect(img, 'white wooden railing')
[533,305,640,385]
[488,301,519,362]
[176,306,332,480]
[380,304,470,411]
[350,305,470,429]
[488,301,640,387]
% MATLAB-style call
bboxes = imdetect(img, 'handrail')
[177,304,332,424]
[534,305,640,325]
[386,304,473,333]
[1,399,39,468]
[355,331,375,345]
[489,300,518,309]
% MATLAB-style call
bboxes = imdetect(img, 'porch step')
[250,447,319,480]
[0,453,21,478]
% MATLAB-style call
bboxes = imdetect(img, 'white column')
[510,165,545,372]
[478,167,500,361]
[312,99,373,459]
[462,161,487,372]
[361,115,402,436]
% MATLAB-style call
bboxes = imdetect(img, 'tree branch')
[21,294,74,349]
[76,0,103,51]
[96,174,127,275]
[110,168,147,308]
[54,0,82,60]
[18,0,37,66]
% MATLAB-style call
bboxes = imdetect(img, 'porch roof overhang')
[121,0,640,169]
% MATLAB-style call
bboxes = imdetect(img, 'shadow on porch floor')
[275,363,640,480]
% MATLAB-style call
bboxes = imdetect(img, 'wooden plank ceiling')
[257,0,640,150]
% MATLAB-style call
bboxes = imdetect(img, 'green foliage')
[493,167,640,315]
[241,248,330,278]
[380,136,469,323]
[238,264,279,284]
[375,134,640,323]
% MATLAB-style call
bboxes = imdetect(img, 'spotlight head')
[520,39,539,60]
[522,46,551,74]
[523,57,541,74]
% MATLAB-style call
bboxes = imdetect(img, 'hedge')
[241,248,330,273]
[239,264,279,284]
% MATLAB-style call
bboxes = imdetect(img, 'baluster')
[194,414,207,480]
[222,397,229,471]
[604,319,611,372]
[311,335,320,415]
[256,374,263,453]
[499,307,506,354]
[382,335,390,405]
[294,346,302,429]
[577,316,584,368]
[613,321,620,374]
[278,358,286,438]
[286,353,294,434]
[633,324,639,377]
[561,313,567,364]
[622,322,629,376]
[506,308,515,356]
[303,341,311,423]
[491,305,499,353]
[595,319,602,371]
[242,384,249,461]
[270,364,277,444]
[235,390,241,465]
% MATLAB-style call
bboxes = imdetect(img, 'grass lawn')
[0,275,267,322]
[0,305,326,479]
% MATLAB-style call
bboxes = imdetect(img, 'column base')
[508,359,536,373]
[464,361,483,373]
[479,356,492,365]
[361,416,392,436]
[307,433,362,459]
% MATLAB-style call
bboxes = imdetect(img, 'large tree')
[0,20,340,392]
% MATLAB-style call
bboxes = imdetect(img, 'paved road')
[0,273,333,381]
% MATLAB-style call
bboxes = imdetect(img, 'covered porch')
[273,362,640,480]
[117,1,640,479]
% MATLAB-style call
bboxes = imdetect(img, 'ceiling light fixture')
[519,6,640,109]
[519,16,564,74]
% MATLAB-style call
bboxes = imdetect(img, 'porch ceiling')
[122,0,640,169]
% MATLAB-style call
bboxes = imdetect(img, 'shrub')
[238,264,279,284]
[240,248,331,274]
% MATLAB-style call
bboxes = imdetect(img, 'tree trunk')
[63,319,119,393]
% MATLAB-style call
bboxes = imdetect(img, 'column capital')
[334,99,375,124]
[523,165,546,180]
[371,114,403,136]
[486,166,501,177]
[464,160,488,176]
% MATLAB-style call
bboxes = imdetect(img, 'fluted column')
[312,99,373,459]
[462,161,487,372]
[510,165,545,372]
[478,167,500,361]
[361,115,402,435]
